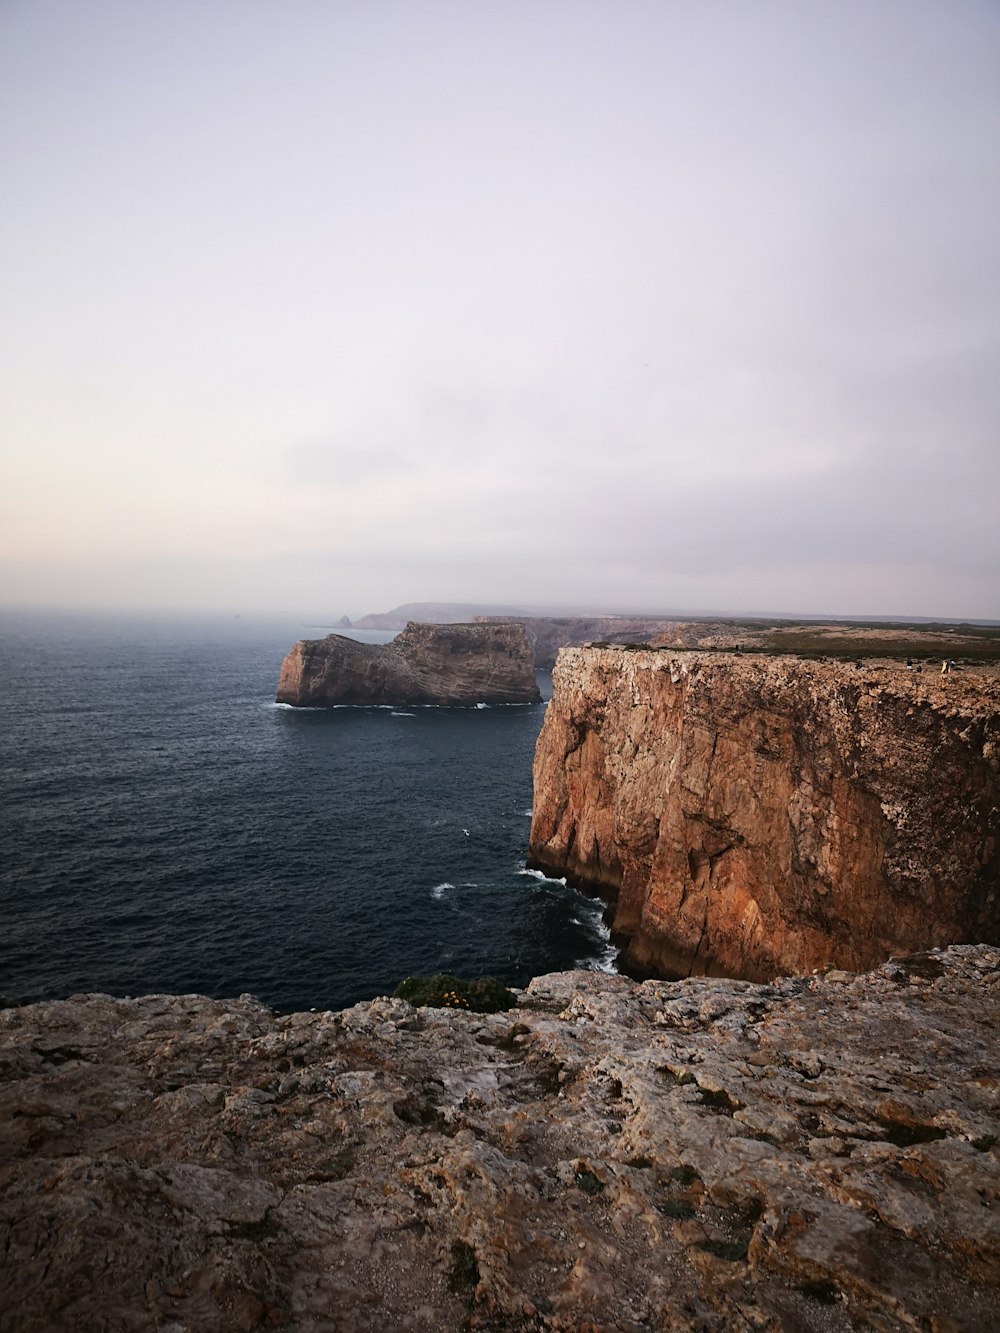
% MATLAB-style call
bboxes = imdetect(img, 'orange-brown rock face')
[528,648,1000,980]
[276,621,540,707]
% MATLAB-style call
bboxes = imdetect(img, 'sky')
[2,1,998,621]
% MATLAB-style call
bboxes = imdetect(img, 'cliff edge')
[528,648,1000,980]
[276,621,540,707]
[2,949,998,1330]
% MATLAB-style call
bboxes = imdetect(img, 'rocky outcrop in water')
[1,947,998,1331]
[276,622,540,707]
[528,648,1000,981]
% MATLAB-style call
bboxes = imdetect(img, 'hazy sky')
[2,1,998,620]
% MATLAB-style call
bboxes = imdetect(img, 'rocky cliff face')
[276,622,540,707]
[2,948,998,1331]
[475,615,677,667]
[529,649,1000,981]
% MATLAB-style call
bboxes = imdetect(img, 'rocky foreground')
[2,947,999,1331]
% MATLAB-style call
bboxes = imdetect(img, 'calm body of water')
[0,611,613,1012]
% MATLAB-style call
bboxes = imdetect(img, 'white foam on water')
[430,882,454,899]
[584,943,620,974]
[390,711,416,717]
[510,863,619,975]
[517,866,567,886]
[269,702,326,711]
[521,809,533,817]
[475,701,489,709]
[577,903,619,973]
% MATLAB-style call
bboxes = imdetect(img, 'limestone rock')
[1,948,998,1330]
[474,616,673,668]
[276,622,540,707]
[528,648,1000,980]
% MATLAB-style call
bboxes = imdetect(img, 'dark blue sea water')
[0,611,613,1013]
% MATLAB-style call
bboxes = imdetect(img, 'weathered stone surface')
[276,622,540,707]
[1,947,998,1330]
[528,649,1000,980]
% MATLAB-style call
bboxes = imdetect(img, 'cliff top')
[559,644,1000,719]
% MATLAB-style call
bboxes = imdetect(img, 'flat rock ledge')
[2,947,998,1332]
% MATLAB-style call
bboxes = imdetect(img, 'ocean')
[0,611,614,1013]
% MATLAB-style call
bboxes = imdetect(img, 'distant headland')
[276,620,540,707]
[345,603,1000,669]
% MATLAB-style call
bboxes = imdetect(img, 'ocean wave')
[582,944,620,974]
[574,908,619,973]
[517,866,567,886]
[390,711,416,717]
[430,882,454,899]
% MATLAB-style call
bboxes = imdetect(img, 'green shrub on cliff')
[392,972,518,1013]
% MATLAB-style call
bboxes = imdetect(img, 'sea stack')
[528,647,1000,980]
[276,621,541,707]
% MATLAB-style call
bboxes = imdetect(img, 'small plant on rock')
[574,1168,605,1195]
[448,1240,480,1294]
[392,972,517,1013]
[657,1199,695,1220]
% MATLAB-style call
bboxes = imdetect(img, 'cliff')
[2,948,997,1331]
[528,648,1000,981]
[476,615,1000,668]
[276,621,540,707]
[354,602,536,629]
[475,615,674,667]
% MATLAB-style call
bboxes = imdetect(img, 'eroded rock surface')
[474,617,675,668]
[1,948,998,1331]
[528,649,1000,980]
[276,622,540,707]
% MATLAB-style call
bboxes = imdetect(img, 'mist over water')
[0,612,613,1013]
